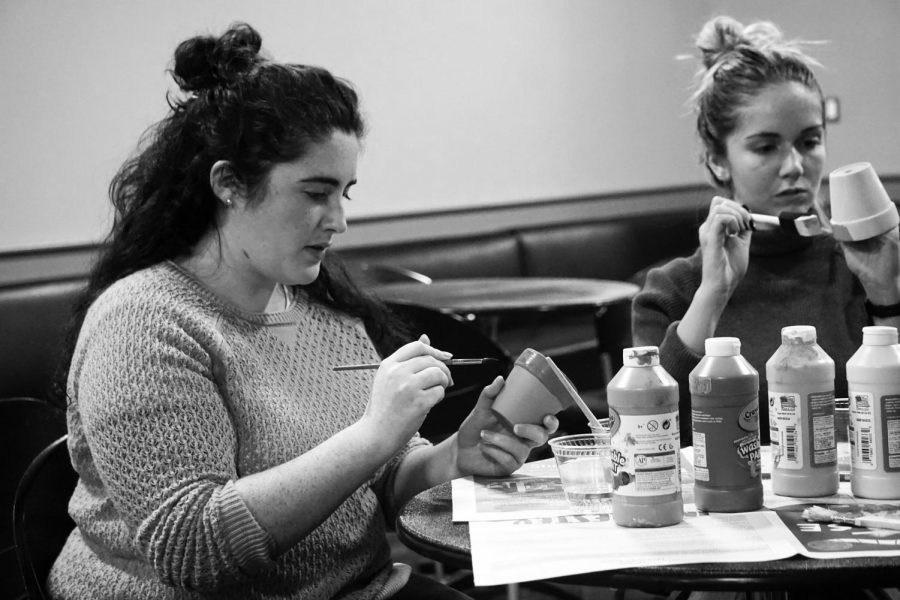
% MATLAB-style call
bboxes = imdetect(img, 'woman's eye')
[802,137,823,150]
[305,191,330,202]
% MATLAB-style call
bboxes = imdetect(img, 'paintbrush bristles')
[801,505,900,531]
[802,505,847,524]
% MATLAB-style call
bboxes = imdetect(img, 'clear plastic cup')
[549,432,612,514]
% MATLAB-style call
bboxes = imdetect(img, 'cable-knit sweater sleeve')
[370,435,430,528]
[632,252,704,444]
[69,286,274,590]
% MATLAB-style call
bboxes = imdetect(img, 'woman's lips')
[304,245,327,259]
[776,189,809,200]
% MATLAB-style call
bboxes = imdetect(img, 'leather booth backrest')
[516,208,702,281]
[338,230,524,280]
[0,279,86,400]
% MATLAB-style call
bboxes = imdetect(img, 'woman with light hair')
[632,16,900,446]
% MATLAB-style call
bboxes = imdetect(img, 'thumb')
[474,376,505,410]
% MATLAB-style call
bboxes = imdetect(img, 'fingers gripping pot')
[690,337,763,513]
[607,346,683,527]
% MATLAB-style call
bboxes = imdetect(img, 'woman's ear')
[210,160,244,208]
[706,154,731,185]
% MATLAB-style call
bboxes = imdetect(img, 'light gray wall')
[1,0,898,252]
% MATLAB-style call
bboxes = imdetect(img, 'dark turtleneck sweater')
[632,229,869,445]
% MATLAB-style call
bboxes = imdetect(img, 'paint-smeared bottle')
[847,326,900,499]
[766,325,838,497]
[607,346,683,527]
[689,337,763,512]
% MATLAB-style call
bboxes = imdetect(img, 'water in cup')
[550,433,612,513]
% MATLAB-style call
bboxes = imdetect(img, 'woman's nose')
[780,147,804,178]
[324,197,348,234]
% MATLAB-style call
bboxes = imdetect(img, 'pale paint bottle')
[766,325,838,497]
[846,326,900,499]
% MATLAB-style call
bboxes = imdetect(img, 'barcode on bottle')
[860,427,873,466]
[785,426,797,461]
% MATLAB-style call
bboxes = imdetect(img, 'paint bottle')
[846,326,900,499]
[689,337,763,512]
[766,325,838,497]
[607,346,683,527]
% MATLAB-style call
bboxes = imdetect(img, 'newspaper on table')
[468,510,797,586]
[456,448,900,585]
[451,458,585,522]
[453,453,696,522]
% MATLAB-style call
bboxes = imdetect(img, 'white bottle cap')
[705,337,741,357]
[862,326,899,346]
[623,346,659,367]
[781,325,817,344]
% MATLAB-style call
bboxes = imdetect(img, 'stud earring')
[222,196,233,207]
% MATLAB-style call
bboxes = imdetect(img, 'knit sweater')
[632,230,868,445]
[48,261,427,600]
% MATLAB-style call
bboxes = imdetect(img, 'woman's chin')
[774,196,815,215]
[294,264,321,286]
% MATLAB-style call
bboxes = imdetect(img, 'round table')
[397,482,900,595]
[373,277,639,316]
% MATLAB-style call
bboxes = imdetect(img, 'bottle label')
[769,392,802,469]
[609,409,680,497]
[692,399,761,487]
[768,390,836,470]
[850,391,876,471]
[881,395,900,472]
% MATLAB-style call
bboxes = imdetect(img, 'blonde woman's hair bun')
[695,16,749,69]
[694,16,818,72]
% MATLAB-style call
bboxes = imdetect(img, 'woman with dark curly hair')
[48,23,557,599]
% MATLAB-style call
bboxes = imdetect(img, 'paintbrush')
[750,212,825,237]
[333,358,500,371]
[801,505,900,531]
[546,356,606,432]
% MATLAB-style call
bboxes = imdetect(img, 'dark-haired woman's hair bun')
[172,22,263,92]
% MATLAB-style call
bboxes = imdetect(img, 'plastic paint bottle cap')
[704,337,741,357]
[781,325,817,344]
[862,326,899,346]
[622,346,660,367]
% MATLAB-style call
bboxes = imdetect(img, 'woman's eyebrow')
[299,176,340,185]
[298,176,359,189]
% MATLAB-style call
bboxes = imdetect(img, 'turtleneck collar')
[749,227,815,257]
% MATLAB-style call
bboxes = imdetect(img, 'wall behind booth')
[1,0,898,256]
